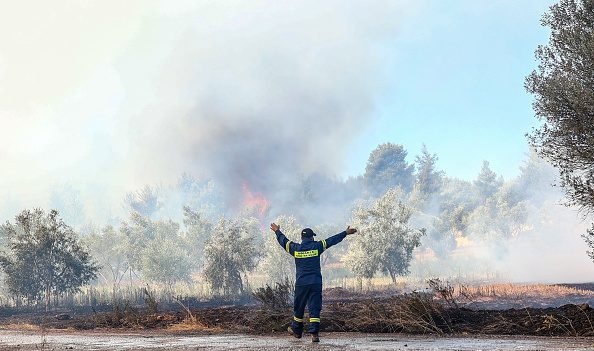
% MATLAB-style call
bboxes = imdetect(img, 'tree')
[0,209,98,310]
[414,144,444,198]
[474,161,503,200]
[124,185,162,218]
[182,206,213,265]
[515,151,560,204]
[140,233,194,288]
[364,143,415,196]
[84,225,130,289]
[119,211,154,275]
[437,178,480,234]
[525,0,594,253]
[466,184,528,242]
[345,188,424,285]
[203,217,259,295]
[258,215,302,285]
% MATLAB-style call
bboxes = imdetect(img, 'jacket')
[275,229,347,286]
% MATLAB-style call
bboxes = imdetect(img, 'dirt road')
[0,330,593,351]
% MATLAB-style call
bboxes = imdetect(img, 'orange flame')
[241,182,270,217]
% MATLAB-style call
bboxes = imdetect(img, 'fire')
[455,235,474,248]
[241,182,270,218]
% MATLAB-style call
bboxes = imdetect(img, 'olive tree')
[203,217,259,295]
[84,225,129,289]
[345,188,424,285]
[119,211,194,286]
[259,215,302,285]
[0,209,98,310]
[140,233,194,288]
[182,206,213,266]
[525,0,594,255]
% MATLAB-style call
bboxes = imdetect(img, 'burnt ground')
[2,287,594,337]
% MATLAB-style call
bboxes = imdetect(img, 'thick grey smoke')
[0,0,419,220]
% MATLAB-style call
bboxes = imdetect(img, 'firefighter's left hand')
[270,223,280,232]
[346,226,357,235]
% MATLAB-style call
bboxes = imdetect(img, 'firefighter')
[270,222,357,343]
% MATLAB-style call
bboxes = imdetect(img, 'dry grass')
[0,323,41,330]
[323,293,451,334]
[456,283,594,300]
[167,320,223,333]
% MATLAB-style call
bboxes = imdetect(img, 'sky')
[344,0,556,180]
[0,0,556,215]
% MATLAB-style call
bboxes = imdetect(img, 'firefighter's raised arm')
[346,226,357,235]
[320,226,357,252]
[271,222,295,255]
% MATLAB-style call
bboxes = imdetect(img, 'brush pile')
[245,297,594,336]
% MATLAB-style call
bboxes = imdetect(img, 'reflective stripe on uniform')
[285,241,292,253]
[294,316,303,322]
[293,249,319,258]
[309,317,320,323]
[322,240,327,250]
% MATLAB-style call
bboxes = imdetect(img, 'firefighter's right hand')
[270,223,280,232]
[346,226,357,235]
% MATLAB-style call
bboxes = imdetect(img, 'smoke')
[2,1,593,285]
[409,155,594,284]
[0,0,420,220]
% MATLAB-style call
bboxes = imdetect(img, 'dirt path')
[0,330,593,351]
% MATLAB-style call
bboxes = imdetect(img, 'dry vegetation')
[457,283,594,300]
[2,281,594,337]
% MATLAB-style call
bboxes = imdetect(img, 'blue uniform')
[275,229,347,334]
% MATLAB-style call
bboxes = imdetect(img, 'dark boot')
[287,326,302,339]
[311,333,320,343]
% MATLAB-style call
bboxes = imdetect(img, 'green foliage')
[140,235,193,286]
[119,211,154,273]
[516,151,560,204]
[525,0,594,251]
[364,143,415,196]
[346,188,424,283]
[415,144,444,198]
[182,206,213,265]
[120,212,193,285]
[0,209,98,309]
[84,225,129,286]
[474,161,503,200]
[436,178,478,234]
[124,185,162,218]
[466,184,529,242]
[203,217,259,295]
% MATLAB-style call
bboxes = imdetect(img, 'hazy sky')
[0,0,555,212]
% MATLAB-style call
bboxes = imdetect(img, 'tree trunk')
[45,285,51,312]
[388,270,397,286]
